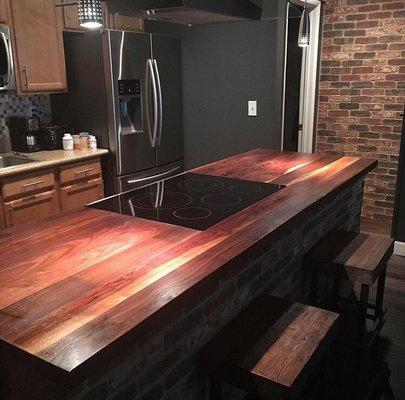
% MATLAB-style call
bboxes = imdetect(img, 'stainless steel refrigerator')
[51,30,183,195]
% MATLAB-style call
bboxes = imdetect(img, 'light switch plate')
[248,100,257,117]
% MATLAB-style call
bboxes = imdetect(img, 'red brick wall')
[316,0,405,222]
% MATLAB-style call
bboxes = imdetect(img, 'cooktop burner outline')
[178,178,225,192]
[131,191,193,211]
[173,207,213,220]
[201,193,242,207]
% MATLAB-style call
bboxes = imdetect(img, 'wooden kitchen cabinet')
[60,160,102,185]
[61,1,113,31]
[61,178,104,211]
[0,0,9,23]
[2,172,55,199]
[0,158,104,230]
[112,14,144,32]
[0,196,5,230]
[59,160,104,211]
[3,190,59,229]
[9,0,67,94]
[61,0,82,31]
[1,169,57,229]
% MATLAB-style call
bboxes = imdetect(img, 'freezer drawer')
[118,161,183,193]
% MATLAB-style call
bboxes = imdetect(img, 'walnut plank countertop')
[0,149,377,383]
[0,149,109,178]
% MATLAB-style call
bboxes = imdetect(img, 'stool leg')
[310,273,319,306]
[356,284,371,398]
[375,265,387,319]
[209,377,223,400]
[322,348,333,398]
[383,378,396,400]
[332,278,340,311]
[358,284,370,345]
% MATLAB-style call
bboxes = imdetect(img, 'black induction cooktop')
[89,173,285,231]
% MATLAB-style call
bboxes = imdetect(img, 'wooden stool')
[305,230,394,348]
[200,295,340,400]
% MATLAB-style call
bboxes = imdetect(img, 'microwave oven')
[0,25,15,91]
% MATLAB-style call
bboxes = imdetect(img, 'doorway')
[281,0,322,153]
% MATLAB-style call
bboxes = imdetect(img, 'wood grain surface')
[200,295,339,399]
[0,149,377,382]
[305,229,394,285]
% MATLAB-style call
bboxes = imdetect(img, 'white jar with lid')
[62,133,74,150]
[89,135,97,149]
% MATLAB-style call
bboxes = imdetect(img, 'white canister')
[62,133,74,150]
[89,135,97,150]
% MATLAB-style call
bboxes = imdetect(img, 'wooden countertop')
[0,149,377,383]
[0,149,109,178]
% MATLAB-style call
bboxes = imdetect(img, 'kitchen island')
[0,149,376,400]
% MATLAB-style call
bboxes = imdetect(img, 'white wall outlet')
[248,100,257,117]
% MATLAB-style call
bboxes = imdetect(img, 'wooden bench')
[305,230,394,348]
[200,295,340,400]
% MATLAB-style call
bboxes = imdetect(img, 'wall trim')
[394,241,405,257]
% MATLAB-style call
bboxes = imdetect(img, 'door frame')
[281,0,322,153]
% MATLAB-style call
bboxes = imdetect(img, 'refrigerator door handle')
[152,59,163,147]
[126,165,181,185]
[145,59,158,147]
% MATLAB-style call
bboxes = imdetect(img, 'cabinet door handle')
[10,190,55,206]
[64,178,102,192]
[22,180,44,190]
[22,66,29,88]
[75,168,93,177]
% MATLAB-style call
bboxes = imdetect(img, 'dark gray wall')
[147,0,287,169]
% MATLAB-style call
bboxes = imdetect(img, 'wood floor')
[375,254,405,399]
[361,218,405,399]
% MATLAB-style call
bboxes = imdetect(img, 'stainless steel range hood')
[105,0,263,25]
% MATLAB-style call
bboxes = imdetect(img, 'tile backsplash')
[0,94,52,123]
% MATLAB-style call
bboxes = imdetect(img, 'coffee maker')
[9,116,43,153]
[42,125,70,150]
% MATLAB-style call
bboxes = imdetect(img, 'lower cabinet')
[0,196,5,229]
[3,190,59,229]
[0,158,104,230]
[61,178,104,211]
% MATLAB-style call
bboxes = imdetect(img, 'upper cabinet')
[61,0,82,31]
[2,0,143,95]
[9,0,67,94]
[0,0,9,23]
[112,14,144,32]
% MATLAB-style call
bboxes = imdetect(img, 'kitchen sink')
[0,154,39,168]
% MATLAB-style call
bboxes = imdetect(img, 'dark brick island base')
[78,181,363,400]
